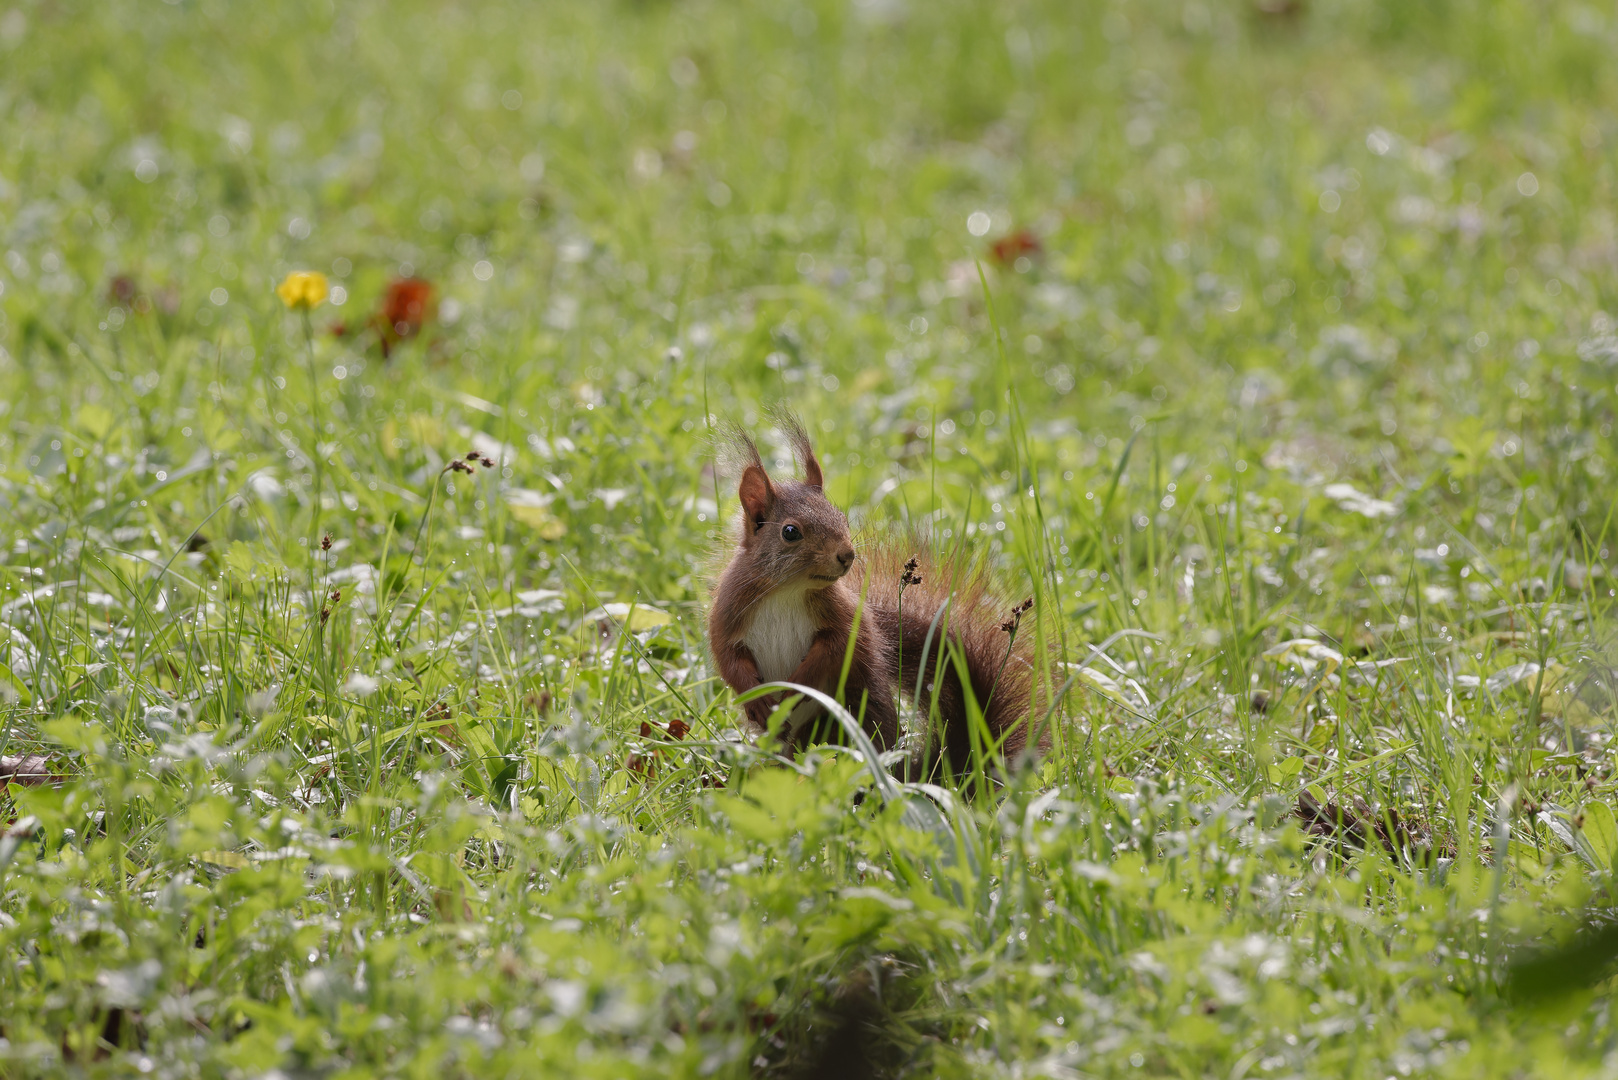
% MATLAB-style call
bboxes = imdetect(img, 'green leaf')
[1266,756,1306,786]
[1580,802,1618,871]
[1306,719,1338,753]
[507,499,568,539]
[42,716,102,751]
[75,402,114,440]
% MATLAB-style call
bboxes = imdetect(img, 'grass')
[2,0,1618,1074]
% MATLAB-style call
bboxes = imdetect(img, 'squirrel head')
[727,413,855,589]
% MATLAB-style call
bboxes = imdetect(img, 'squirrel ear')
[737,465,775,528]
[803,447,823,490]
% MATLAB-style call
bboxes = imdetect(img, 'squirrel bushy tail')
[858,540,1044,779]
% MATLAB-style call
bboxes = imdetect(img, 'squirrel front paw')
[743,696,803,757]
[743,695,780,733]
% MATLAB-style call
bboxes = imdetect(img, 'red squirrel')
[706,414,1041,778]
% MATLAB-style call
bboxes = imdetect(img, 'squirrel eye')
[781,524,802,543]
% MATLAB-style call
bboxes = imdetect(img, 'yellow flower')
[276,271,329,310]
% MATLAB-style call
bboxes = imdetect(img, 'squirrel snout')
[836,547,855,569]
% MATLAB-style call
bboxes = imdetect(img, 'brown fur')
[857,540,1041,779]
[708,419,896,751]
[707,416,1043,779]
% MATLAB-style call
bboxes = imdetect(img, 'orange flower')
[381,278,434,337]
[989,229,1042,266]
[372,277,435,357]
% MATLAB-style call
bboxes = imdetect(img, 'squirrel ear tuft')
[803,448,823,490]
[738,465,775,528]
[769,407,823,489]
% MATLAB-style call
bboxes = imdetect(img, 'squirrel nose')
[836,547,855,569]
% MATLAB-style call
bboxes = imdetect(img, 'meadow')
[2,0,1618,1074]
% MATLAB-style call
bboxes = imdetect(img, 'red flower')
[381,278,434,338]
[989,229,1042,266]
[366,277,435,358]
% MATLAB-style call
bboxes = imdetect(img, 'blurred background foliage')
[3,0,1618,1075]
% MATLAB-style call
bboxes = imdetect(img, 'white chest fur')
[740,588,817,683]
